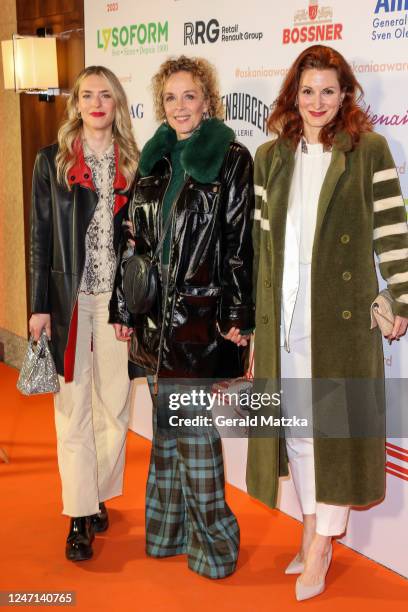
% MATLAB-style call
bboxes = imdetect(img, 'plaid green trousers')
[145,381,240,579]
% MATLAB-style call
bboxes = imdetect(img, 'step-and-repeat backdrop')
[85,0,408,577]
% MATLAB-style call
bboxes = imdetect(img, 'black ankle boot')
[65,517,94,561]
[90,502,109,533]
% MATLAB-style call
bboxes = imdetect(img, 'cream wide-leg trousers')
[281,264,349,537]
[54,292,130,517]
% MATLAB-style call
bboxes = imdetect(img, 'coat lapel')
[313,132,351,244]
[313,147,346,243]
[265,140,295,255]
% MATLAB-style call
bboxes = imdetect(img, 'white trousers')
[281,263,350,537]
[285,436,350,536]
[54,292,130,517]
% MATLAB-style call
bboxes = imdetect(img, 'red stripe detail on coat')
[68,140,127,214]
[63,301,78,383]
[68,139,95,191]
[113,143,127,215]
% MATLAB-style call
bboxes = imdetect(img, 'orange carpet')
[0,362,406,611]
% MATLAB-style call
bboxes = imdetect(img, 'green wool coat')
[246,131,408,508]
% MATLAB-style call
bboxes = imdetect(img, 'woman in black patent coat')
[109,56,254,579]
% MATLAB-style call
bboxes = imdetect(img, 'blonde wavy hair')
[56,66,139,189]
[152,55,224,122]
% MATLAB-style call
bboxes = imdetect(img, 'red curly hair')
[268,45,372,149]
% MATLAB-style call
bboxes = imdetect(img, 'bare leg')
[298,514,316,561]
[298,533,331,586]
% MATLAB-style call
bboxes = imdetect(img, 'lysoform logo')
[97,22,168,50]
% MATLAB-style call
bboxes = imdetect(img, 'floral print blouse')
[80,141,117,294]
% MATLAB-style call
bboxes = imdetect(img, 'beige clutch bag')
[370,289,395,336]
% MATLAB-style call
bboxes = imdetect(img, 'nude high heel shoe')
[285,553,305,575]
[295,545,332,601]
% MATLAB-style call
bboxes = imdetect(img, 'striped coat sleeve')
[253,150,263,303]
[373,138,408,318]
[253,147,269,303]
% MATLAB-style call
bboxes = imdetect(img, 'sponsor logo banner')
[352,59,408,73]
[282,0,343,44]
[234,66,289,79]
[221,92,271,136]
[96,21,169,55]
[372,8,408,41]
[365,104,408,126]
[130,103,144,119]
[184,18,263,45]
[375,0,408,13]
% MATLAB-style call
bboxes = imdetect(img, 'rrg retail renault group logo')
[96,21,169,55]
[184,19,263,45]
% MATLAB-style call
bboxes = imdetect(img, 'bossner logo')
[221,93,270,137]
[372,0,408,41]
[309,1,318,19]
[283,0,343,45]
[97,21,168,55]
[184,19,263,45]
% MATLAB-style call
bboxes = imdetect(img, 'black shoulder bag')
[122,198,177,315]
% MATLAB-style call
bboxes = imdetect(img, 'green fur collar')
[139,118,235,182]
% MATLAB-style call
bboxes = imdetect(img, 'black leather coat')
[109,119,255,378]
[30,142,129,380]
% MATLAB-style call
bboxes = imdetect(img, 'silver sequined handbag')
[17,330,60,395]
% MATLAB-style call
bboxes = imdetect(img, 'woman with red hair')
[247,45,408,600]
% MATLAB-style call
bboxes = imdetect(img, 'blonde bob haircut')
[152,55,224,122]
[56,65,139,189]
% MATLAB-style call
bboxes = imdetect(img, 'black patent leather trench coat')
[109,141,255,379]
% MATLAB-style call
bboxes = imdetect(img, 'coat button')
[70,175,75,181]
[342,271,352,281]
[262,315,269,324]
[84,173,90,179]
[340,234,350,244]
[264,279,271,288]
[342,310,352,320]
